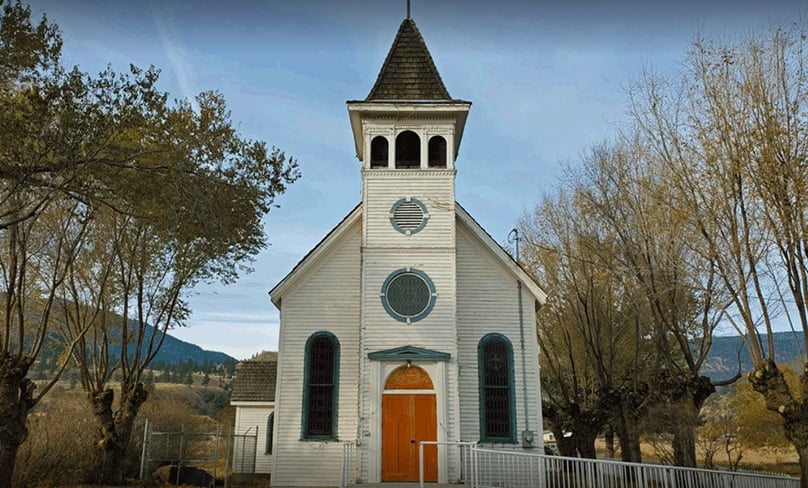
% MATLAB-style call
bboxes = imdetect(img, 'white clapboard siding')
[360,186,461,482]
[455,221,544,447]
[233,405,273,473]
[362,252,457,352]
[363,171,455,248]
[271,221,362,487]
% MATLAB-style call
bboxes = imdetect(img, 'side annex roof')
[231,359,278,403]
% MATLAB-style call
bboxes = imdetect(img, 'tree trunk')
[748,361,808,488]
[571,409,604,459]
[549,423,576,457]
[605,430,615,458]
[669,375,715,467]
[671,412,697,467]
[573,423,599,459]
[88,381,148,484]
[796,445,808,488]
[0,356,35,488]
[623,418,642,462]
[613,404,643,463]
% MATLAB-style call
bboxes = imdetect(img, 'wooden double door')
[381,393,437,482]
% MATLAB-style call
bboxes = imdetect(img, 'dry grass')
[13,382,231,487]
[594,438,799,476]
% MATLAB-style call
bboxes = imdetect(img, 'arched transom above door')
[385,365,434,390]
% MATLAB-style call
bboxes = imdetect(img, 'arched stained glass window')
[478,334,516,443]
[302,332,339,439]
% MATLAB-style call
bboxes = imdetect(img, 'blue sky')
[27,0,806,359]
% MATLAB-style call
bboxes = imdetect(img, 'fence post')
[419,443,425,488]
[213,424,221,486]
[224,425,230,488]
[177,430,185,486]
[470,445,477,488]
[139,418,150,480]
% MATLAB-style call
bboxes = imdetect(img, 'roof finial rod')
[406,0,411,19]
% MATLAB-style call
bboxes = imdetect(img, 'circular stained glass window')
[389,198,428,235]
[380,268,437,323]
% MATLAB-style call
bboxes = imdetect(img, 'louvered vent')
[389,198,428,234]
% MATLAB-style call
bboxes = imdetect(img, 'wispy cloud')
[152,5,197,105]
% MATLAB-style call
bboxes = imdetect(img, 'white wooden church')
[268,14,546,486]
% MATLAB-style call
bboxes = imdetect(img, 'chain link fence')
[139,418,258,487]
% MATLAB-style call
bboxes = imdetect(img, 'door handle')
[410,440,416,444]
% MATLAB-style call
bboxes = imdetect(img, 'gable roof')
[269,203,362,306]
[230,360,277,402]
[269,202,546,307]
[455,202,547,303]
[366,18,451,101]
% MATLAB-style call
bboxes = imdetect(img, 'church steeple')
[346,16,470,168]
[366,18,451,101]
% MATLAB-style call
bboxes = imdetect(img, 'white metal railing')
[469,446,799,488]
[418,441,476,487]
[339,441,355,488]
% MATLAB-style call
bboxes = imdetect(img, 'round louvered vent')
[389,198,428,235]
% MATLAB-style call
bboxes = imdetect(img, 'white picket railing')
[417,441,476,487]
[339,441,355,488]
[338,441,797,487]
[469,446,799,488]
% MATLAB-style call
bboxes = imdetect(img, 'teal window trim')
[265,412,274,454]
[301,331,340,440]
[389,197,429,235]
[478,333,517,444]
[380,267,437,323]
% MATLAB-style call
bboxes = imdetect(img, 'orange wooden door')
[381,394,437,481]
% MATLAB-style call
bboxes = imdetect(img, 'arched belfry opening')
[428,136,447,168]
[371,136,389,168]
[395,131,421,169]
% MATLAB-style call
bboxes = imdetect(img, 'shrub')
[13,386,95,486]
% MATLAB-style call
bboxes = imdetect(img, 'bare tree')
[525,196,613,458]
[575,138,734,467]
[523,173,653,462]
[631,24,808,484]
[524,135,733,465]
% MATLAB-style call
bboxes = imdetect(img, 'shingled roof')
[366,18,451,101]
[230,360,277,402]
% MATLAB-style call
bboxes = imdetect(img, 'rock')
[152,464,214,487]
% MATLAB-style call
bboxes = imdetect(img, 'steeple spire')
[365,18,451,101]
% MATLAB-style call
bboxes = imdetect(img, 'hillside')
[36,323,236,371]
[137,325,236,365]
[702,330,807,380]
